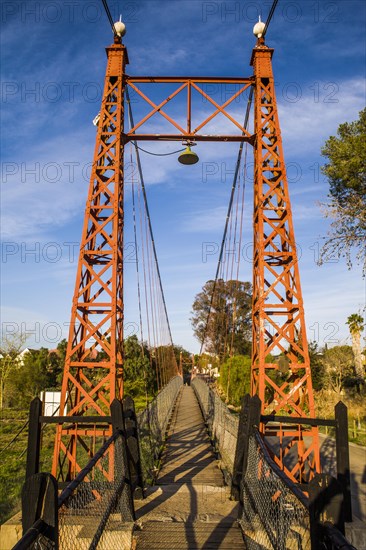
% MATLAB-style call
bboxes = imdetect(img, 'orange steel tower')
[52,36,128,480]
[250,36,320,480]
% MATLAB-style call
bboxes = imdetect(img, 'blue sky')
[1,0,365,354]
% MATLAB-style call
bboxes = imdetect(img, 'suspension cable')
[131,156,144,349]
[263,0,279,37]
[137,181,158,388]
[230,142,249,354]
[101,0,118,36]
[223,158,242,359]
[199,86,254,355]
[130,144,151,405]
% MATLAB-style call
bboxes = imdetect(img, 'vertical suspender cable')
[199,86,254,355]
[126,88,175,351]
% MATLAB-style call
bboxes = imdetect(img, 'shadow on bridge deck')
[133,386,245,549]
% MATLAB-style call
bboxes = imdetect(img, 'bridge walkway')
[134,385,245,549]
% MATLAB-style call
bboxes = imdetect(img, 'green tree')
[10,348,55,408]
[320,108,366,270]
[173,345,192,375]
[191,279,252,359]
[123,335,154,398]
[322,345,354,394]
[308,341,327,391]
[197,353,220,372]
[219,355,251,406]
[346,313,365,379]
[45,338,68,389]
[0,333,26,409]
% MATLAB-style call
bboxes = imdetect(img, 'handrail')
[12,518,49,550]
[191,380,355,550]
[261,414,337,428]
[88,474,127,550]
[191,376,240,478]
[58,430,119,507]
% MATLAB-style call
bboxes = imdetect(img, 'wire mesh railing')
[191,376,239,478]
[137,375,183,482]
[58,431,134,550]
[15,431,134,550]
[240,429,311,550]
[191,377,356,550]
[15,376,183,549]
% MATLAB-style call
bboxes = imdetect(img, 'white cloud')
[0,305,69,348]
[1,135,88,241]
[290,203,321,221]
[181,206,228,233]
[302,266,365,348]
[278,78,366,157]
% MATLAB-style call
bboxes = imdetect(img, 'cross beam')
[124,76,253,142]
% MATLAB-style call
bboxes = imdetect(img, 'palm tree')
[346,313,365,379]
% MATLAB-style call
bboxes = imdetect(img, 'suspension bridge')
[1,0,364,548]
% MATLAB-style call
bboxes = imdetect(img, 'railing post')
[308,478,321,550]
[243,396,261,472]
[21,472,58,548]
[111,397,124,432]
[335,401,352,522]
[25,397,42,480]
[308,472,345,548]
[123,395,145,498]
[231,394,250,500]
[235,395,261,504]
[110,398,135,521]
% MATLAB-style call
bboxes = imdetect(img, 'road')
[320,434,366,521]
[267,433,365,521]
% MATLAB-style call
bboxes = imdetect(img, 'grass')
[314,390,366,446]
[0,409,55,525]
[0,398,155,526]
[134,394,153,413]
[0,409,28,524]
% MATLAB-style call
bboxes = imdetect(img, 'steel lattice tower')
[251,39,320,480]
[52,38,128,480]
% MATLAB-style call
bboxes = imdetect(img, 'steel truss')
[52,42,128,480]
